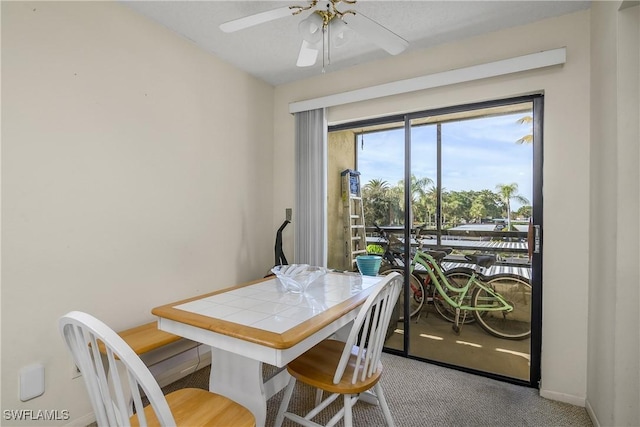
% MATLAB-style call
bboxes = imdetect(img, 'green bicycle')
[411,250,532,340]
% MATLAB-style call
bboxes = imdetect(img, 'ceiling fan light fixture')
[221,0,409,71]
[330,18,353,48]
[298,12,324,44]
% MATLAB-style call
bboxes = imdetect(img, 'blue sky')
[356,112,533,209]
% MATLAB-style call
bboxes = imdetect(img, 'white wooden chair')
[59,311,255,427]
[274,272,402,427]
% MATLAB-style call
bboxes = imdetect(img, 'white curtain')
[294,108,327,266]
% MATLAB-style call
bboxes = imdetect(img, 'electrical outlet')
[71,364,82,379]
[286,208,292,221]
[19,364,45,401]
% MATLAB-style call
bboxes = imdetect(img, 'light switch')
[19,363,45,401]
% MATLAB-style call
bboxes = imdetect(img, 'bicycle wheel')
[433,268,476,324]
[472,274,532,340]
[379,266,424,321]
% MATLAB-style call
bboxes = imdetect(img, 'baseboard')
[539,388,586,407]
[585,399,601,427]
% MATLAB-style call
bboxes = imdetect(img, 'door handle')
[527,221,541,260]
[534,225,541,254]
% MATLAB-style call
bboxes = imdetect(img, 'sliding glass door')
[327,95,543,387]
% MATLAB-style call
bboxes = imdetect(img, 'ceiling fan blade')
[220,6,294,33]
[296,40,319,67]
[345,12,409,55]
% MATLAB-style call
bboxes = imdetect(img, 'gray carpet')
[155,353,592,427]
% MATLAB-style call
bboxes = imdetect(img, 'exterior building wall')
[327,131,357,271]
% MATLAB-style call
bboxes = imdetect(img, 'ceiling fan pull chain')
[327,20,332,66]
[322,26,327,73]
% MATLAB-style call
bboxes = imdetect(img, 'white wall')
[275,10,591,405]
[1,2,275,425]
[588,2,640,426]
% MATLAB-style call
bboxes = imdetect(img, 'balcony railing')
[366,225,531,278]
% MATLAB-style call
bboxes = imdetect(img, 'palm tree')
[362,179,391,226]
[364,179,390,194]
[415,195,432,226]
[406,175,433,223]
[420,184,455,228]
[469,198,488,222]
[441,193,461,227]
[516,116,533,144]
[387,185,404,225]
[495,183,530,230]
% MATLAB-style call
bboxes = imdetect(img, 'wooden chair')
[59,311,255,427]
[274,272,402,427]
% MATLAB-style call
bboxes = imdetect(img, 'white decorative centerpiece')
[271,264,327,294]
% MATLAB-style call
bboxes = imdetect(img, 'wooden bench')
[116,321,182,356]
[98,321,210,402]
[97,321,183,359]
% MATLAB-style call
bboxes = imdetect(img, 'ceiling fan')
[220,0,409,69]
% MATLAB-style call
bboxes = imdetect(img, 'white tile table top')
[174,272,381,334]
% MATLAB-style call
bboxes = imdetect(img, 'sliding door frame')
[329,94,544,388]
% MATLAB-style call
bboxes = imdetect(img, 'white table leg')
[209,347,268,427]
[264,368,291,400]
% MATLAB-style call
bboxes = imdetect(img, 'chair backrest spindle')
[59,311,176,427]
[333,273,402,386]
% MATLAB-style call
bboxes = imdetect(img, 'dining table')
[151,271,386,426]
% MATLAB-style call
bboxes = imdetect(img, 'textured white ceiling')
[123,1,590,86]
